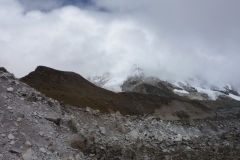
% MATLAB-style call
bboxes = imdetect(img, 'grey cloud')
[19,0,62,12]
[1,0,240,88]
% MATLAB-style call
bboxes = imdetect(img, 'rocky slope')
[1,69,240,159]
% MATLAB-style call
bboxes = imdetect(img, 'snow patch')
[173,89,189,94]
[195,87,224,100]
[229,94,240,101]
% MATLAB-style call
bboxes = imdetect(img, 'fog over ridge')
[0,0,240,88]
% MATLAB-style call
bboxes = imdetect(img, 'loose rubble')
[0,70,240,159]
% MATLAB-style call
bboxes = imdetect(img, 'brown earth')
[20,66,210,117]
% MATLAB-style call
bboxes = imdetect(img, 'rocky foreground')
[0,70,240,160]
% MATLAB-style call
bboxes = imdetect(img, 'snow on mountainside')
[87,72,122,92]
[88,67,240,101]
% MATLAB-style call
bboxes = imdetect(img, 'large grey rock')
[8,134,15,140]
[67,136,86,153]
[26,92,37,102]
[40,148,46,153]
[60,118,78,133]
[47,142,56,152]
[99,127,106,135]
[22,149,39,160]
[10,147,22,154]
[7,87,14,92]
[45,113,60,125]
[47,98,55,107]
[129,129,139,140]
[0,138,6,146]
[25,141,32,147]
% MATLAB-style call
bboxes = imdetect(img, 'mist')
[1,0,240,88]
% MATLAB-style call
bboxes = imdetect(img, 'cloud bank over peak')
[0,0,240,88]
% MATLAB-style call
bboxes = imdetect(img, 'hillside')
[20,66,210,119]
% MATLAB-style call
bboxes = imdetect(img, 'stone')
[26,92,37,102]
[165,155,172,160]
[99,127,106,135]
[22,149,38,160]
[47,142,56,152]
[2,95,8,99]
[92,109,100,116]
[0,138,6,145]
[7,87,14,92]
[7,106,13,110]
[40,147,46,153]
[117,124,125,133]
[39,132,44,136]
[10,147,22,154]
[1,134,6,137]
[67,136,86,152]
[129,130,139,140]
[8,134,15,140]
[25,141,32,147]
[75,152,84,159]
[60,118,78,133]
[115,111,121,117]
[86,106,91,113]
[9,140,15,145]
[45,113,60,125]
[15,112,24,118]
[186,146,191,150]
[47,98,55,107]
[36,97,43,101]
[174,134,182,142]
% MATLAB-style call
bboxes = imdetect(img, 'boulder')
[26,92,37,102]
[22,149,38,160]
[60,117,78,133]
[99,127,106,135]
[8,134,15,140]
[45,113,60,125]
[7,87,14,92]
[67,136,86,153]
[129,130,139,140]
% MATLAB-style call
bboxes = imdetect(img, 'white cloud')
[0,0,240,88]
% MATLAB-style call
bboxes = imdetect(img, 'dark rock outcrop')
[0,67,8,73]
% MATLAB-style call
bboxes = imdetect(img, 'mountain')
[87,72,122,92]
[90,67,240,101]
[20,66,211,119]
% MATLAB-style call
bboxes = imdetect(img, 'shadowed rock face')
[131,82,179,98]
[0,67,8,73]
[121,73,180,98]
[20,66,210,118]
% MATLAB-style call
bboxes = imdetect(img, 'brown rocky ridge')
[20,66,211,119]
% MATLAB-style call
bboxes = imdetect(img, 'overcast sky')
[1,0,240,87]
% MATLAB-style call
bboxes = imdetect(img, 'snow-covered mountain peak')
[88,72,122,92]
[132,67,145,77]
[88,67,240,101]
